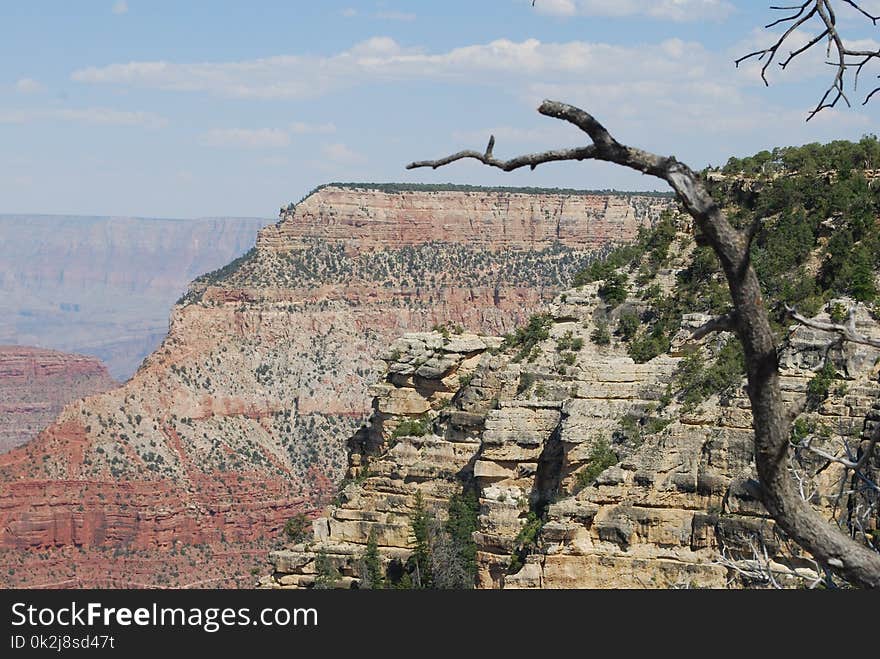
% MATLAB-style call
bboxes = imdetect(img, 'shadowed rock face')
[0,185,668,588]
[0,346,116,454]
[0,214,270,380]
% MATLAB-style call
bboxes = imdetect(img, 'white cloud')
[289,121,336,134]
[341,8,358,18]
[197,122,335,149]
[71,36,713,99]
[112,1,128,15]
[531,0,734,21]
[377,11,416,21]
[200,128,291,149]
[14,78,45,94]
[0,107,165,127]
[65,32,878,150]
[322,143,366,164]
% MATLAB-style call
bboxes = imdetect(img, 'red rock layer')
[0,186,668,588]
[0,346,116,453]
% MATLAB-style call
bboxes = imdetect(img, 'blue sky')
[2,0,879,218]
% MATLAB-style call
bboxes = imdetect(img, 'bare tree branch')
[736,1,880,120]
[408,100,880,587]
[691,312,738,341]
[786,304,880,349]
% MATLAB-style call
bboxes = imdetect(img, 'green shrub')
[598,272,628,307]
[806,361,837,410]
[828,302,848,324]
[508,512,544,573]
[444,490,479,583]
[627,328,671,363]
[360,529,384,589]
[556,331,576,352]
[284,512,310,543]
[313,550,341,589]
[409,492,433,588]
[574,438,618,492]
[392,416,431,438]
[591,321,611,346]
[671,341,745,411]
[503,314,554,363]
[617,310,640,342]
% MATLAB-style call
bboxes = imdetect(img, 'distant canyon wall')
[0,214,270,380]
[0,346,116,453]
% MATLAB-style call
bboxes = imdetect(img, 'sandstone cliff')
[263,226,880,589]
[0,347,116,454]
[0,185,667,588]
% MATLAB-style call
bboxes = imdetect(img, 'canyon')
[264,232,880,589]
[0,214,270,381]
[0,185,668,588]
[0,346,116,454]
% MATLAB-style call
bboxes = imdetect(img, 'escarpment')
[264,223,880,589]
[0,184,667,588]
[0,347,116,454]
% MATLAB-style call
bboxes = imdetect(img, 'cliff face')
[0,214,269,380]
[0,347,116,454]
[0,185,667,588]
[264,236,880,590]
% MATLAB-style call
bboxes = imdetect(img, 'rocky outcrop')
[0,346,116,453]
[264,260,880,589]
[263,332,500,588]
[0,185,667,588]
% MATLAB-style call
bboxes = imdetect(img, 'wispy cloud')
[0,106,165,127]
[112,1,128,15]
[14,78,46,95]
[289,121,336,134]
[530,0,734,21]
[341,7,358,18]
[322,142,366,164]
[198,121,335,149]
[200,128,291,149]
[70,36,714,100]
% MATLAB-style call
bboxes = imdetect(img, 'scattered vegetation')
[503,314,554,363]
[314,182,674,198]
[313,550,342,589]
[616,311,640,342]
[669,341,745,411]
[389,490,479,589]
[806,361,839,411]
[718,136,880,176]
[590,320,611,346]
[284,513,310,543]
[392,415,432,439]
[573,439,618,493]
[359,529,384,590]
[508,512,544,574]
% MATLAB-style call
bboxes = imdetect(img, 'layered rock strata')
[0,347,116,453]
[1,185,667,588]
[265,281,880,589]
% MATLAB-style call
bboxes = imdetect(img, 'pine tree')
[360,528,384,589]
